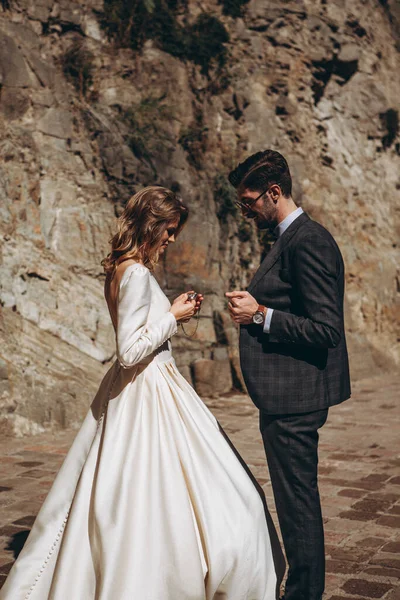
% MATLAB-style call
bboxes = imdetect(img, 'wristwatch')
[252,305,266,325]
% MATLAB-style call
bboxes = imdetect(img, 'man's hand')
[225,291,259,325]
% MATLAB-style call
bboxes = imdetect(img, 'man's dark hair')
[228,149,292,198]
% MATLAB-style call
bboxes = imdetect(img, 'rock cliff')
[0,0,399,435]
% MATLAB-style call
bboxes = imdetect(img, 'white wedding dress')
[1,264,281,600]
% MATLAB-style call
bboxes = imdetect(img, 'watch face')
[252,311,264,325]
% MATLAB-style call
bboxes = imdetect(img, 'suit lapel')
[248,212,310,292]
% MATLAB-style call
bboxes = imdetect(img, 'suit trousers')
[260,408,328,600]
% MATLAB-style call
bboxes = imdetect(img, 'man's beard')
[255,217,274,230]
[254,208,278,231]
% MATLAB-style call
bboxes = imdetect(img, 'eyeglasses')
[235,186,271,211]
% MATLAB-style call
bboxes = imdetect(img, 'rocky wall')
[0,0,399,435]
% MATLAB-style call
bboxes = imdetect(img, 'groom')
[226,150,351,600]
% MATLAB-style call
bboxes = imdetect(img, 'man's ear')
[269,184,281,202]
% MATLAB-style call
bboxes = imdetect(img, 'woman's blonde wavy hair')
[102,186,188,274]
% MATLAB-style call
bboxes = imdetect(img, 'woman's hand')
[170,291,203,323]
[181,293,203,322]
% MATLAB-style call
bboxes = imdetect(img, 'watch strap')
[253,305,267,324]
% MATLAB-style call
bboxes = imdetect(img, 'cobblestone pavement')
[0,374,399,599]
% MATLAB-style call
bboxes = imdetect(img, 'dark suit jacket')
[240,212,351,414]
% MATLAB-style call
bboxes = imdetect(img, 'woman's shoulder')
[105,261,150,317]
[117,260,150,287]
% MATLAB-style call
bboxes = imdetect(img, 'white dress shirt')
[263,207,304,333]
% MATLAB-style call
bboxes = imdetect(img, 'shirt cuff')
[263,308,274,333]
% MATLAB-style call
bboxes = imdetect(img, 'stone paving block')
[327,452,363,462]
[321,477,383,491]
[0,458,20,464]
[368,493,400,503]
[382,542,400,553]
[370,557,400,570]
[0,478,38,489]
[17,468,58,479]
[0,525,25,537]
[323,493,358,508]
[0,563,14,575]
[12,516,36,527]
[386,587,400,600]
[325,517,375,532]
[327,596,367,600]
[324,573,347,592]
[0,555,11,569]
[338,488,367,498]
[352,499,394,513]
[21,445,69,454]
[376,516,400,528]
[35,493,49,502]
[341,579,393,597]
[363,566,400,579]
[319,465,335,475]
[329,547,376,563]
[339,510,379,522]
[1,501,43,516]
[324,531,355,546]
[0,499,16,511]
[323,505,350,518]
[326,559,363,575]
[362,474,393,484]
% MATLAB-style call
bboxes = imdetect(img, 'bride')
[1,186,284,599]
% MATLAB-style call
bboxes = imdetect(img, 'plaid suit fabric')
[240,212,351,414]
[260,408,328,600]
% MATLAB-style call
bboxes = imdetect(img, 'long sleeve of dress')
[116,264,178,368]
